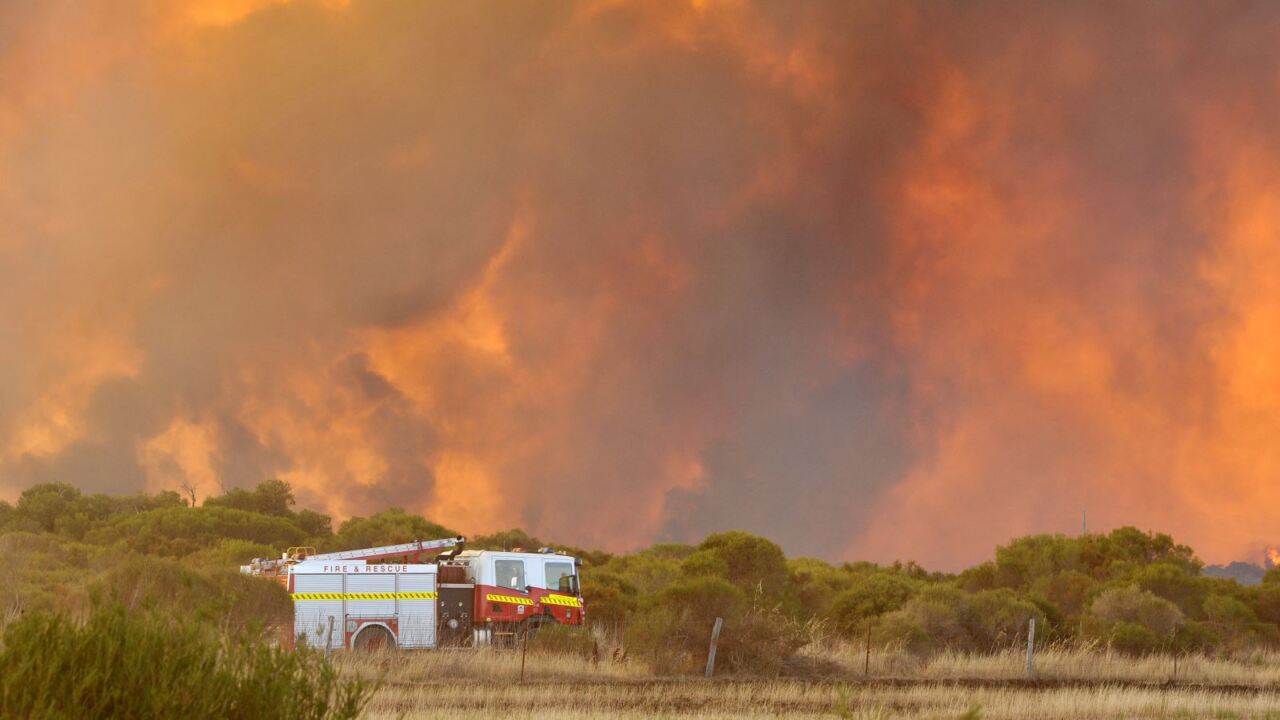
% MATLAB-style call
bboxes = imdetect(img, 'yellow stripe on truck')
[540,594,583,607]
[484,593,534,605]
[291,592,439,601]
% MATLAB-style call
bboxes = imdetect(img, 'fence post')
[864,621,872,677]
[324,616,335,660]
[1025,617,1036,679]
[705,617,724,679]
[520,626,529,682]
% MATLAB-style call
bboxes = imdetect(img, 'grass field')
[360,678,1280,719]
[339,644,1280,719]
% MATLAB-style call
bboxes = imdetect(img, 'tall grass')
[0,601,373,719]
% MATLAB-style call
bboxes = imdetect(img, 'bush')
[0,602,372,719]
[625,576,745,674]
[86,506,307,557]
[888,586,971,651]
[828,573,918,634]
[327,509,456,551]
[1109,621,1162,655]
[968,589,1045,649]
[1090,585,1182,637]
[189,539,282,569]
[715,604,811,676]
[696,531,790,602]
[581,570,638,629]
[89,556,292,631]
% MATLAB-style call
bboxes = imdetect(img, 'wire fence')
[500,613,1280,684]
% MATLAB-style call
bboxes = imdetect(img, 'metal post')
[1025,617,1036,679]
[520,626,529,682]
[325,616,335,660]
[863,621,872,677]
[704,617,724,679]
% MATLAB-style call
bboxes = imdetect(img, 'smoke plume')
[3,1,1280,567]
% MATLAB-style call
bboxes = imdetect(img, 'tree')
[1132,563,1206,617]
[472,529,542,551]
[696,531,790,601]
[86,506,308,557]
[580,570,639,628]
[1089,585,1183,637]
[789,557,856,618]
[1034,570,1097,618]
[204,479,296,517]
[294,509,333,538]
[327,509,456,551]
[829,573,918,633]
[16,483,82,532]
[993,534,1081,589]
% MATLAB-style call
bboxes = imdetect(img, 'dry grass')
[341,643,1280,719]
[808,640,1280,687]
[360,679,1280,719]
[336,647,649,684]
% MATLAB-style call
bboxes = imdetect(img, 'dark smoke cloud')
[4,1,1280,568]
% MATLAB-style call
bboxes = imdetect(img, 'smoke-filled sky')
[4,0,1280,569]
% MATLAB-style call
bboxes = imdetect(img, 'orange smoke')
[5,1,1280,567]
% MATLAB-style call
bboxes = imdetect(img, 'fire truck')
[241,537,584,651]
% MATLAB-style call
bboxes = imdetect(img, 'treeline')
[5,480,1280,665]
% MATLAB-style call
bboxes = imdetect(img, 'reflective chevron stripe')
[540,594,583,607]
[485,593,534,605]
[291,592,438,601]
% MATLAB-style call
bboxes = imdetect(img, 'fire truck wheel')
[351,625,397,652]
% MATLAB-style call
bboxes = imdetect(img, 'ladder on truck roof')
[306,536,465,563]
[241,536,465,577]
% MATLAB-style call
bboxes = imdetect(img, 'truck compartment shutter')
[346,573,396,617]
[293,573,344,649]
[397,571,438,649]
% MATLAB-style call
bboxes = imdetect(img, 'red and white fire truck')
[242,537,584,650]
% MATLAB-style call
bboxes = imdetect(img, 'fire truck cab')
[439,549,584,647]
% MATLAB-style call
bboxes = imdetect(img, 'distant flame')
[1265,547,1280,570]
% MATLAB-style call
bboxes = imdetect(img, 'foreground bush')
[0,602,372,719]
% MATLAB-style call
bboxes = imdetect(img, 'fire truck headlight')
[447,618,460,630]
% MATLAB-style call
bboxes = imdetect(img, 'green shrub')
[581,570,638,629]
[696,531,791,602]
[1089,585,1182,637]
[528,622,597,656]
[828,573,918,634]
[625,576,745,674]
[189,539,282,569]
[0,601,372,719]
[1108,621,1162,655]
[90,555,292,631]
[326,509,455,551]
[714,604,811,675]
[86,506,307,557]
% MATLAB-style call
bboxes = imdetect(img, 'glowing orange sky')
[3,1,1280,568]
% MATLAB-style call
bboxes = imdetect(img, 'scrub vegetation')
[0,601,372,720]
[5,478,1280,718]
